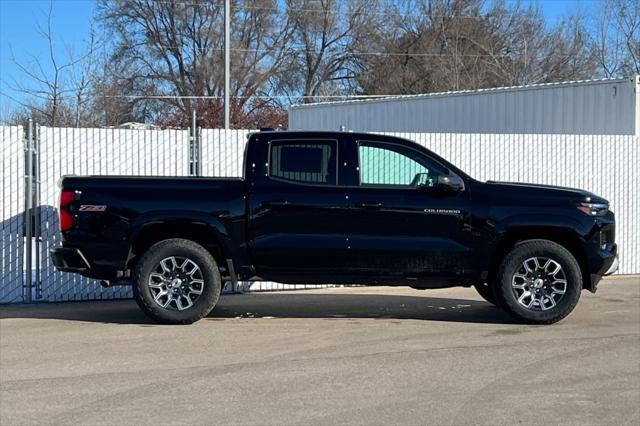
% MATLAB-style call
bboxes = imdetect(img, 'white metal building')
[289,76,640,135]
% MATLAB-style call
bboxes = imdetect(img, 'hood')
[484,181,608,204]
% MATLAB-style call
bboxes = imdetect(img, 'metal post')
[24,118,33,303]
[191,109,200,176]
[34,124,41,299]
[189,109,195,176]
[197,126,202,177]
[224,0,230,129]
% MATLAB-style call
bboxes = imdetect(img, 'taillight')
[59,190,76,231]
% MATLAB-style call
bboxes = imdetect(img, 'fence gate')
[34,126,193,301]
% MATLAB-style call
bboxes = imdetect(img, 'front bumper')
[50,247,91,273]
[587,243,618,292]
[604,254,619,276]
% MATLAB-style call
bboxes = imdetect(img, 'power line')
[230,47,503,58]
[138,0,526,20]
[106,40,523,58]
[232,4,503,20]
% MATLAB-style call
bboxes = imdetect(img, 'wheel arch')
[487,226,590,290]
[126,220,228,270]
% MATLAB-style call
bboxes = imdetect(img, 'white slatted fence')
[1,126,25,303]
[1,127,638,304]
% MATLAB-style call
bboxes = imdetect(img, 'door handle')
[356,201,383,209]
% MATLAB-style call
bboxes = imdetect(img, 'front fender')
[493,213,587,238]
[479,213,591,279]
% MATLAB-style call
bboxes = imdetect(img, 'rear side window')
[269,140,337,185]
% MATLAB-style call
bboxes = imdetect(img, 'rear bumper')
[50,246,126,281]
[50,247,91,273]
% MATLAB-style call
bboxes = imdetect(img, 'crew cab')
[51,131,618,324]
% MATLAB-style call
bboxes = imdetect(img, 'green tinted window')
[358,142,437,187]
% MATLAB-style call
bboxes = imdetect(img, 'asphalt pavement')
[1,275,639,425]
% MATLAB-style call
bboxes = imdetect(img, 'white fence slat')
[1,126,25,303]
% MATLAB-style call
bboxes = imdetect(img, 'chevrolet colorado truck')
[51,130,618,324]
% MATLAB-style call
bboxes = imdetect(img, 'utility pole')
[224,0,230,129]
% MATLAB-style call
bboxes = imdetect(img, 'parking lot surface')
[1,275,639,425]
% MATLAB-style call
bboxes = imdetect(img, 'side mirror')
[436,174,464,192]
[410,172,433,188]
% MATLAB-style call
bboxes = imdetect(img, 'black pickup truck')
[51,130,618,324]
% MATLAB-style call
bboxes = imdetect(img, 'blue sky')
[0,0,96,114]
[0,0,602,114]
[531,0,598,22]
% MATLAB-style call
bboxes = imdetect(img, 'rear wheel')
[133,238,221,324]
[494,239,582,324]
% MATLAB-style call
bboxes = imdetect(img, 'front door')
[345,139,475,279]
[247,137,349,278]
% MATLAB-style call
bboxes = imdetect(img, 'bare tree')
[98,0,293,127]
[357,0,597,96]
[480,1,596,86]
[594,0,640,77]
[90,60,155,127]
[5,1,104,127]
[68,27,100,127]
[8,2,75,126]
[278,0,382,103]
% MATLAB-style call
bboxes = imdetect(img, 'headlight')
[576,202,609,216]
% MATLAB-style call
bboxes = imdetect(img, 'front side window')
[358,141,442,187]
[269,140,337,185]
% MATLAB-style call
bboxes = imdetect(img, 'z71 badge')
[79,205,107,212]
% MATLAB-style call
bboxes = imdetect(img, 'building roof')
[290,76,634,110]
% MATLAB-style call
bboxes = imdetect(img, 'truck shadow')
[0,292,515,325]
[211,292,515,324]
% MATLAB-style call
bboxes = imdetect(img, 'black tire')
[473,282,497,305]
[494,239,582,324]
[133,238,221,324]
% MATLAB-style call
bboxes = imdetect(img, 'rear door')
[247,136,350,277]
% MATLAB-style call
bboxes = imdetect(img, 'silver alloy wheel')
[148,256,204,311]
[511,257,567,311]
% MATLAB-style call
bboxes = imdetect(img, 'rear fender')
[127,210,232,262]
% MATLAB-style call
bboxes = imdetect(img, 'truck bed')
[58,175,248,279]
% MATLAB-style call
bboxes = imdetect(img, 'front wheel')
[133,238,221,324]
[494,239,582,324]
